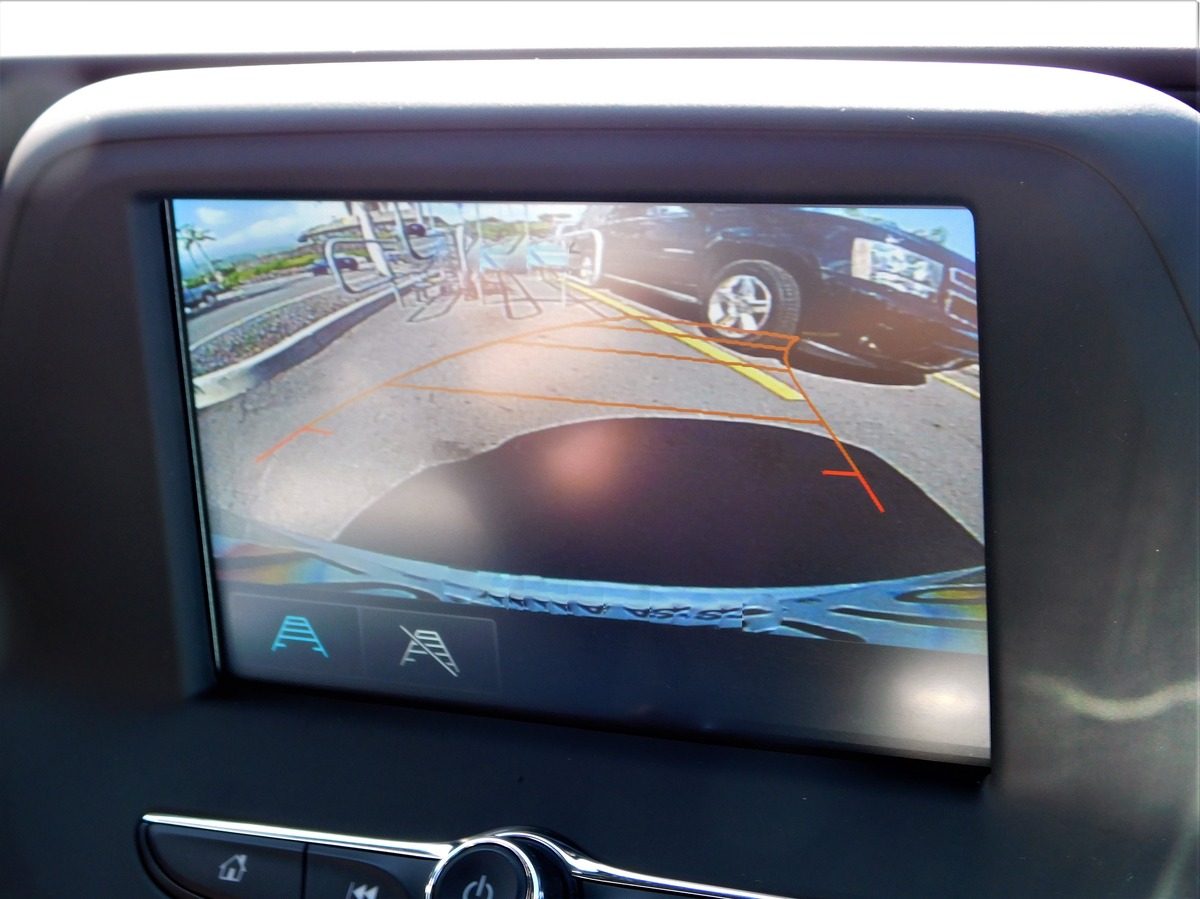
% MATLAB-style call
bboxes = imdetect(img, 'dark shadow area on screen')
[338,417,982,588]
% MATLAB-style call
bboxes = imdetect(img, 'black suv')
[572,204,978,380]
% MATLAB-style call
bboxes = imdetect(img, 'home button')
[143,822,304,899]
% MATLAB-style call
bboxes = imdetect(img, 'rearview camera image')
[173,199,987,760]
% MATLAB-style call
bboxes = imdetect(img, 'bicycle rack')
[324,235,454,306]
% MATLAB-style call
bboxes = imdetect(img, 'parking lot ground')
[931,367,981,399]
[195,270,984,545]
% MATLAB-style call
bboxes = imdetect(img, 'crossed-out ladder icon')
[399,627,460,677]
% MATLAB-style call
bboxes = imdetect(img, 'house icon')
[218,853,248,883]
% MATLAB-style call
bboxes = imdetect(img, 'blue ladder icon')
[271,616,328,657]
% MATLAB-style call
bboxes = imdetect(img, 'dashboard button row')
[142,815,802,899]
[144,823,433,899]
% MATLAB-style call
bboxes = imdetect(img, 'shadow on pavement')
[339,417,982,588]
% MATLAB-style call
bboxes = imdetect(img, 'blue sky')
[172,199,975,275]
[171,199,591,275]
[172,199,349,273]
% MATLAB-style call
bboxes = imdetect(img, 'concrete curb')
[192,287,395,410]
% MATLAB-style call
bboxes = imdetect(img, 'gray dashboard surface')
[0,59,1196,899]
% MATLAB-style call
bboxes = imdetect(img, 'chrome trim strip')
[948,267,977,292]
[794,338,862,362]
[799,339,971,374]
[141,815,797,899]
[605,274,701,305]
[141,813,452,859]
[490,831,796,899]
[943,291,977,327]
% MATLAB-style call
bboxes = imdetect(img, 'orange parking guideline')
[385,382,823,428]
[566,311,805,401]
[256,316,616,462]
[257,307,806,462]
[777,356,884,512]
[567,283,886,513]
[507,338,795,375]
[254,425,335,463]
[254,300,886,513]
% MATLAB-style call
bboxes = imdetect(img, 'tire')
[700,260,802,352]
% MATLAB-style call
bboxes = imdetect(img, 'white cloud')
[219,215,303,249]
[195,206,230,226]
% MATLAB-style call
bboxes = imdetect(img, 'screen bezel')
[164,195,990,764]
[10,63,1190,769]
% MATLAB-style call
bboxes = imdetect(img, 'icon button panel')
[220,592,500,697]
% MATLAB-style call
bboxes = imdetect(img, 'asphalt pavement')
[194,268,986,554]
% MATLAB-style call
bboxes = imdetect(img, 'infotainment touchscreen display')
[171,199,988,762]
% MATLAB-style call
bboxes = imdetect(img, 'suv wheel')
[701,260,801,350]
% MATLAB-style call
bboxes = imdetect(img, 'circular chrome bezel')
[425,836,542,899]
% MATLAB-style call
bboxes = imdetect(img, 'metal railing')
[551,227,604,286]
[324,236,452,304]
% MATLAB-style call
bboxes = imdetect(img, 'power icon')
[464,875,495,899]
[430,843,532,899]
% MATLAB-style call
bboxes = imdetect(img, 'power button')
[429,843,534,899]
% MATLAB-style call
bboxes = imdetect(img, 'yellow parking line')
[932,372,981,399]
[566,281,804,401]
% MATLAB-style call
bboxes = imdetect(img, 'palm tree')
[176,224,224,285]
